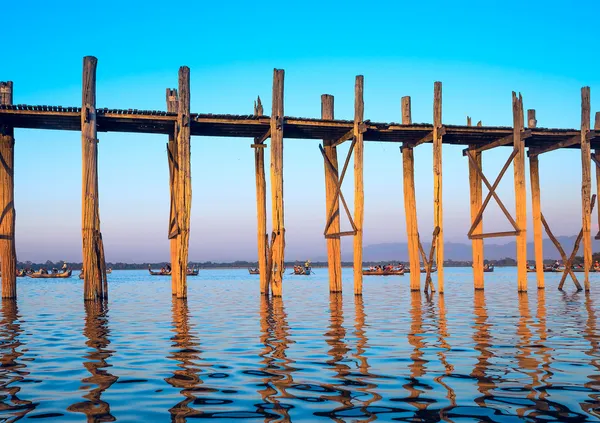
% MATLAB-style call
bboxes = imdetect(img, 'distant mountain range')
[316,236,599,262]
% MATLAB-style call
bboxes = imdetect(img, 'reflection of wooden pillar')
[513,93,527,292]
[166,88,179,296]
[270,70,285,297]
[253,98,269,295]
[581,87,592,291]
[81,56,107,300]
[174,67,192,299]
[468,149,484,289]
[0,82,16,299]
[321,95,342,293]
[433,82,444,293]
[529,155,545,289]
[353,76,365,295]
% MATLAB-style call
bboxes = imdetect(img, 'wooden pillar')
[353,76,364,296]
[253,97,269,295]
[0,82,16,299]
[513,92,527,292]
[321,94,342,293]
[581,87,592,291]
[528,110,544,289]
[81,56,107,301]
[270,69,285,297]
[433,82,444,293]
[166,88,179,296]
[468,149,484,289]
[595,113,600,243]
[402,97,420,291]
[173,67,191,299]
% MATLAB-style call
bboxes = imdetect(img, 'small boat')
[28,269,72,279]
[293,267,311,276]
[483,265,494,273]
[148,265,199,276]
[362,269,405,276]
[248,268,260,275]
[527,267,536,273]
[107,268,112,274]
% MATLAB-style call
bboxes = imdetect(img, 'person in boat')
[594,260,600,270]
[304,260,311,271]
[397,263,404,271]
[553,260,560,269]
[165,264,172,273]
[62,262,68,272]
[369,266,375,271]
[40,268,48,275]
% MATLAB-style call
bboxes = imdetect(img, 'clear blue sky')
[3,0,599,262]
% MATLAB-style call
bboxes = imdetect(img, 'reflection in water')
[67,300,118,422]
[404,291,429,412]
[472,290,496,409]
[0,299,36,420]
[164,298,203,420]
[435,295,456,420]
[583,294,600,418]
[257,296,295,422]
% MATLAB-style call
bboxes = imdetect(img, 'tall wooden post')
[81,56,107,300]
[402,97,420,291]
[528,110,544,289]
[0,82,16,299]
[173,67,191,299]
[166,88,179,296]
[468,149,484,289]
[581,87,591,291]
[353,76,365,296]
[595,112,600,243]
[513,92,527,292]
[321,95,342,293]
[433,82,444,293]
[253,97,269,295]
[270,69,285,297]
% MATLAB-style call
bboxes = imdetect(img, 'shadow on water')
[0,299,36,421]
[164,298,204,420]
[67,300,118,422]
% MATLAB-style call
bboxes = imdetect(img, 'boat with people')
[363,268,405,276]
[293,260,312,275]
[483,264,494,273]
[148,264,199,276]
[28,269,72,279]
[248,268,260,275]
[404,268,437,274]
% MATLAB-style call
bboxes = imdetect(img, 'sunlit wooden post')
[595,112,600,244]
[433,82,444,293]
[581,87,592,291]
[321,94,342,293]
[173,67,192,299]
[270,69,285,297]
[467,146,484,290]
[513,92,527,292]
[401,96,420,291]
[253,97,269,295]
[81,56,107,300]
[166,88,179,296]
[353,76,365,295]
[528,109,544,289]
[0,81,16,299]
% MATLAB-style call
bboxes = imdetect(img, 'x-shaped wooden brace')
[167,142,180,239]
[466,148,520,239]
[540,194,596,291]
[319,140,358,239]
[418,226,440,293]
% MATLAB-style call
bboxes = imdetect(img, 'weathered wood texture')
[513,92,527,292]
[401,96,411,125]
[468,149,484,289]
[270,69,285,296]
[402,146,420,291]
[173,67,192,299]
[353,76,365,295]
[321,95,342,293]
[166,88,179,296]
[581,87,591,291]
[81,57,107,300]
[596,113,600,240]
[0,82,16,298]
[529,155,544,288]
[253,97,269,295]
[433,82,444,293]
[528,109,537,129]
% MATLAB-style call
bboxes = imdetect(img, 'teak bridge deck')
[0,56,598,300]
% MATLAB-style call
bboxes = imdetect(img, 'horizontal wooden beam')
[325,230,357,238]
[528,135,579,157]
[469,230,520,239]
[251,143,267,149]
[405,126,447,148]
[463,130,532,155]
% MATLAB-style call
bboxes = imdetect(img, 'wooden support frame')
[402,145,421,291]
[321,94,342,293]
[433,82,444,293]
[528,135,579,157]
[528,110,544,289]
[513,92,528,292]
[253,96,269,295]
[465,130,531,154]
[81,56,107,301]
[173,66,192,299]
[270,69,285,297]
[594,112,600,240]
[418,227,440,293]
[580,87,592,291]
[353,76,365,296]
[166,88,179,296]
[0,81,16,299]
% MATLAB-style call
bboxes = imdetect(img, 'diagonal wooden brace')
[418,226,440,293]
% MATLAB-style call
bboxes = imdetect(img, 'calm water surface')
[0,268,599,422]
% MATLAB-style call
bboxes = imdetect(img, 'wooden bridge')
[0,56,598,300]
